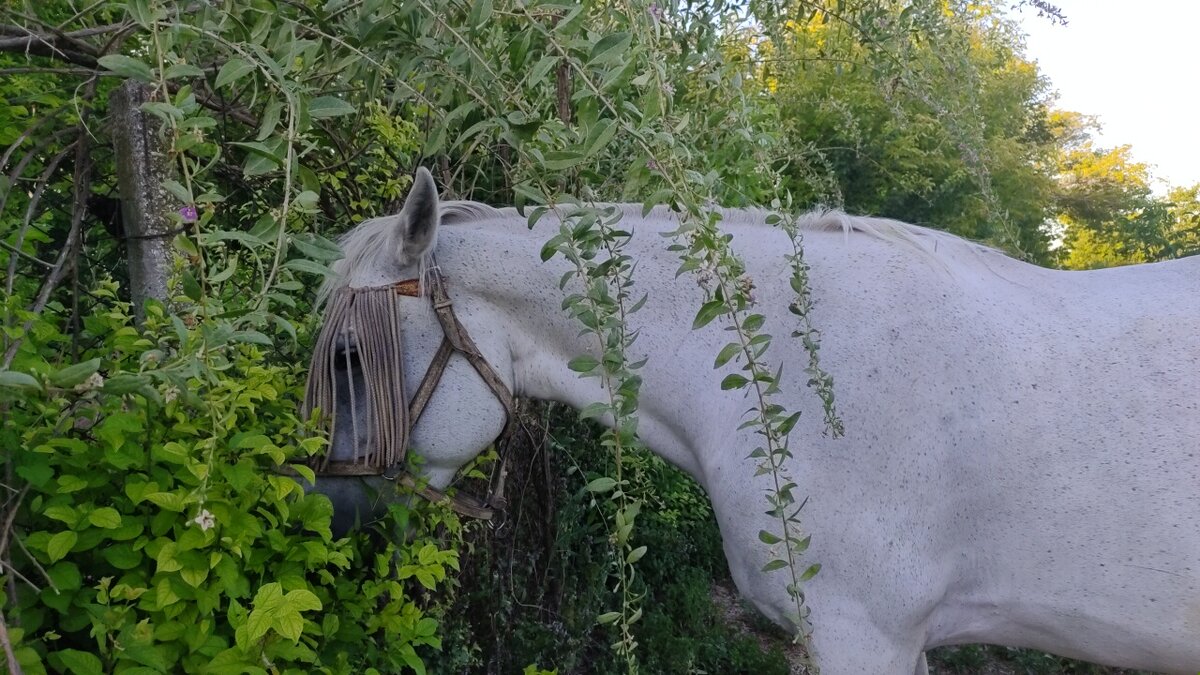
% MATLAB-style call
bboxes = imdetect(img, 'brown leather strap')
[426,266,517,421]
[408,338,455,423]
[306,262,515,520]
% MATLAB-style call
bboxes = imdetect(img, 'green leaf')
[761,559,788,573]
[98,55,153,82]
[758,529,781,545]
[182,269,202,301]
[145,491,187,512]
[692,299,725,329]
[585,477,617,493]
[469,0,493,28]
[87,507,122,529]
[567,355,598,373]
[0,370,41,392]
[215,58,254,89]
[713,342,741,368]
[527,55,558,85]
[283,259,334,277]
[55,649,103,675]
[47,531,77,563]
[800,563,821,581]
[777,411,803,435]
[49,358,101,388]
[584,119,617,157]
[163,62,204,80]
[308,96,355,119]
[625,545,647,564]
[720,373,748,390]
[588,32,632,66]
[231,330,272,346]
[284,589,322,612]
[596,611,621,625]
[540,151,584,171]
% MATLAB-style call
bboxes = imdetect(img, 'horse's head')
[304,168,512,528]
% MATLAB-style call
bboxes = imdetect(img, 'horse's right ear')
[392,166,440,265]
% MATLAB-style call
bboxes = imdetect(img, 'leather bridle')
[301,264,514,520]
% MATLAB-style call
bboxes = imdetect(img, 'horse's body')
[313,170,1200,674]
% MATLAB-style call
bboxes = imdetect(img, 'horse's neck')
[444,220,717,480]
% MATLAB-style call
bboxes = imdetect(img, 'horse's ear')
[393,166,440,263]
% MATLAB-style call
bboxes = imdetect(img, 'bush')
[1,287,460,674]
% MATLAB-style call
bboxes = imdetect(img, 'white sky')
[1016,0,1200,191]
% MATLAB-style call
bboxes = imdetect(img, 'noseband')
[301,264,515,520]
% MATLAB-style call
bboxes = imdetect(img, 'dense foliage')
[0,0,1194,672]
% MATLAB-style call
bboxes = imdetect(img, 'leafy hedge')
[1,289,460,674]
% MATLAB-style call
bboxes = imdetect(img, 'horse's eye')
[333,346,360,370]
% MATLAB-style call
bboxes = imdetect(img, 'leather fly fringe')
[302,285,409,473]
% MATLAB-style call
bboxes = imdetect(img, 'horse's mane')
[320,201,1001,302]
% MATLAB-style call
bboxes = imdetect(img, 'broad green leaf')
[567,355,598,373]
[215,58,255,89]
[540,151,584,171]
[469,0,493,28]
[0,370,41,391]
[588,32,632,66]
[163,63,204,80]
[88,507,122,529]
[49,358,101,388]
[596,611,621,625]
[54,649,103,675]
[720,374,749,390]
[283,258,334,277]
[692,300,725,329]
[758,529,782,545]
[182,269,202,301]
[308,96,355,119]
[761,559,788,573]
[585,477,617,493]
[98,55,153,82]
[46,531,77,563]
[625,545,647,564]
[714,342,741,368]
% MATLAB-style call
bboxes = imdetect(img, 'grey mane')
[317,201,505,304]
[319,200,1000,303]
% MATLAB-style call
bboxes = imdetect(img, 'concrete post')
[109,81,173,323]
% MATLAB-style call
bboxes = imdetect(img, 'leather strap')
[304,261,515,520]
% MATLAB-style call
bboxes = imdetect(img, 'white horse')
[309,168,1200,674]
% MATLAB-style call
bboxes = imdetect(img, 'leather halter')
[306,265,515,520]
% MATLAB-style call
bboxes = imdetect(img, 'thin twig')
[2,81,96,370]
[0,241,54,268]
[5,140,79,295]
[0,482,28,674]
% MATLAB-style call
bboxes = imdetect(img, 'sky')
[1016,0,1200,191]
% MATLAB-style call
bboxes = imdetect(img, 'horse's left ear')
[392,166,440,263]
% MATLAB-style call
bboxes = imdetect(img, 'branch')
[0,483,28,675]
[0,23,100,67]
[2,82,96,370]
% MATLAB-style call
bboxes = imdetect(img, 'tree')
[1050,111,1197,269]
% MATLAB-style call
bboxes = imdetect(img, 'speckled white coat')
[316,169,1200,674]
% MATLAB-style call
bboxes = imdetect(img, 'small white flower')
[74,372,105,393]
[162,385,180,404]
[737,274,757,305]
[191,508,216,531]
[695,268,715,289]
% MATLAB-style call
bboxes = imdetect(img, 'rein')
[301,264,514,520]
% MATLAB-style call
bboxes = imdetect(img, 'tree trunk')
[109,81,173,323]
